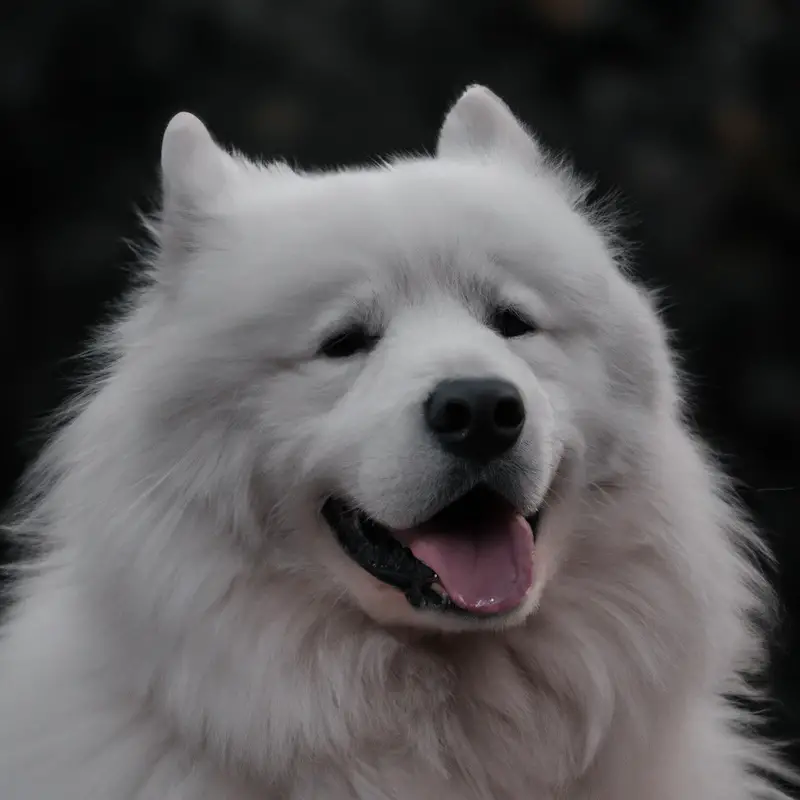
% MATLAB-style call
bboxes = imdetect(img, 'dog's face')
[140,87,673,633]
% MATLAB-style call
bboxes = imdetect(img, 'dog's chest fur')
[274,636,620,800]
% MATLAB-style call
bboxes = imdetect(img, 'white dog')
[0,85,793,799]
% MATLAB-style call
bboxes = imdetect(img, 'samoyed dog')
[0,86,793,799]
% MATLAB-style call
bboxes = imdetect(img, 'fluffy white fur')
[0,86,793,799]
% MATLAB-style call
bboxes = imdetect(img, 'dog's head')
[117,87,674,634]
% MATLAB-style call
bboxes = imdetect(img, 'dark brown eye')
[319,326,379,359]
[490,307,538,339]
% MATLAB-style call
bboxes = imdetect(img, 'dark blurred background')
[1,0,798,763]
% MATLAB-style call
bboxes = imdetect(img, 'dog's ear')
[437,86,591,208]
[436,85,545,170]
[161,112,235,212]
[155,113,240,277]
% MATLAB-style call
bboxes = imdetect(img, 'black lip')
[322,485,543,614]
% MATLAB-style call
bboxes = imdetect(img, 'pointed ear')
[156,112,241,274]
[160,112,237,214]
[436,85,545,170]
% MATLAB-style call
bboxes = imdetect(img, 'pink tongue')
[396,513,535,615]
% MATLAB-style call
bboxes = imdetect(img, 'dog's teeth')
[430,582,448,599]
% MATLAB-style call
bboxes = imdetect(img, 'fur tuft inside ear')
[436,85,545,170]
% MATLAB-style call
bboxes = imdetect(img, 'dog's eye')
[490,307,538,339]
[319,326,379,359]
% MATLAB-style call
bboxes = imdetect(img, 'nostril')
[494,397,524,431]
[433,399,472,435]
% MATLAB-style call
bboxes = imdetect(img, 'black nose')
[424,378,526,461]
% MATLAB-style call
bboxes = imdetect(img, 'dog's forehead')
[231,160,610,311]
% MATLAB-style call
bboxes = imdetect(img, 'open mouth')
[322,484,543,617]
